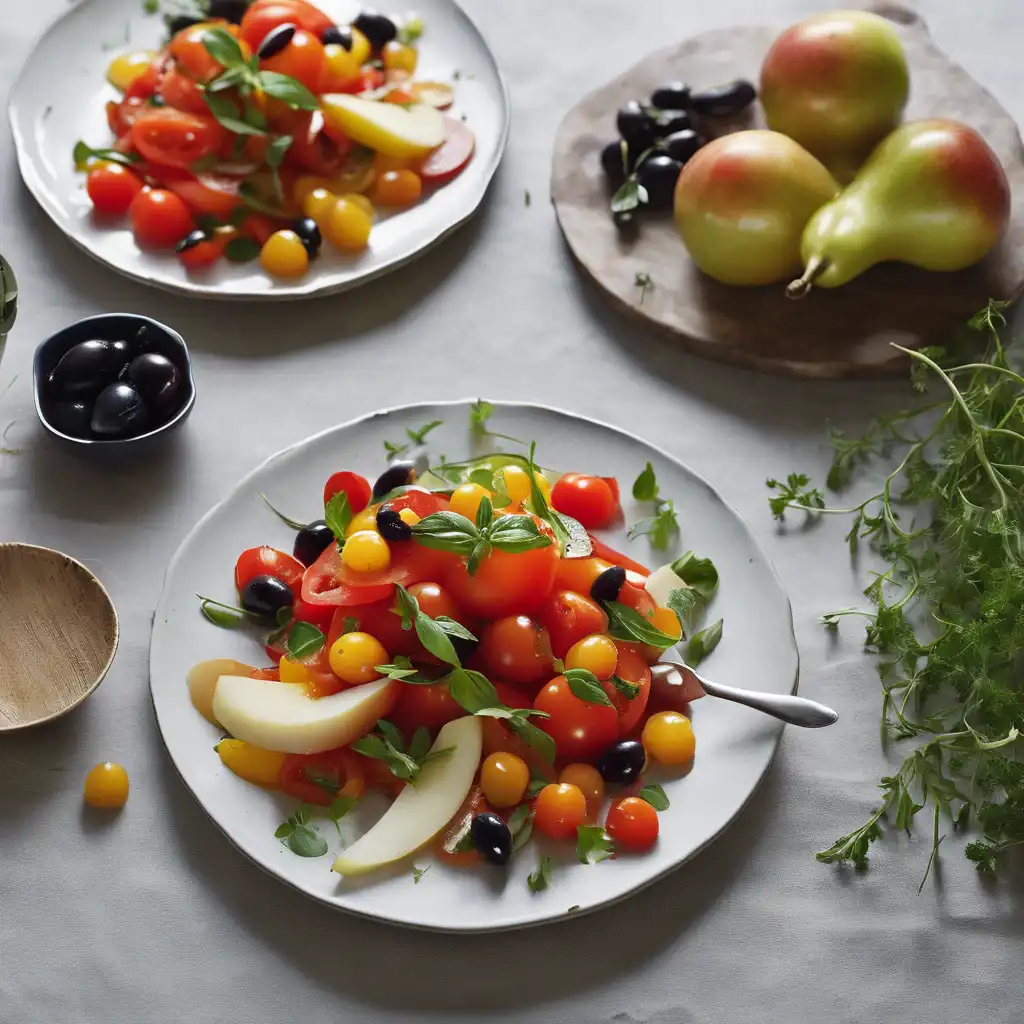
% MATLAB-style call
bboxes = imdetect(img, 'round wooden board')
[550,3,1024,378]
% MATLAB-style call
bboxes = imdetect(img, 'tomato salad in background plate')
[188,404,723,886]
[77,0,475,279]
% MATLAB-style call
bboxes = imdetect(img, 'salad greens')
[629,462,678,549]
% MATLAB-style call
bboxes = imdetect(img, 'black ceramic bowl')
[33,313,196,459]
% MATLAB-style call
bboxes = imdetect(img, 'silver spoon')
[651,662,838,728]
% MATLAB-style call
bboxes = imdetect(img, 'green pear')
[760,10,909,182]
[674,130,839,286]
[788,119,1011,297]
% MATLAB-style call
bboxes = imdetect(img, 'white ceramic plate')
[8,0,508,300]
[150,402,799,931]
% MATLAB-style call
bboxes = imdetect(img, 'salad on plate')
[188,408,721,886]
[75,0,474,278]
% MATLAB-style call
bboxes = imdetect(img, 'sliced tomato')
[380,488,450,519]
[158,67,209,115]
[418,117,475,184]
[131,108,226,169]
[293,596,336,632]
[587,534,651,577]
[603,642,651,735]
[235,546,305,592]
[143,165,245,218]
[323,471,372,513]
[124,57,165,100]
[107,95,151,136]
[279,748,365,806]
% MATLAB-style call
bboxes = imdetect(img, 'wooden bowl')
[0,543,118,730]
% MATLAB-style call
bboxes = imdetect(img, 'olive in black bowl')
[635,153,684,211]
[127,352,181,418]
[91,382,148,439]
[48,339,129,399]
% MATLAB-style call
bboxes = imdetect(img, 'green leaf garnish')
[639,784,670,811]
[669,551,719,602]
[576,825,615,864]
[410,509,551,575]
[564,668,614,707]
[73,140,141,170]
[603,601,679,649]
[412,864,430,883]
[224,237,261,263]
[447,667,500,713]
[527,855,553,892]
[628,462,678,549]
[324,491,352,548]
[687,619,723,665]
[350,718,453,783]
[275,805,328,857]
[632,462,658,501]
[287,621,325,660]
[609,674,640,700]
[766,473,825,521]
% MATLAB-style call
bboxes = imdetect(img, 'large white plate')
[150,402,799,931]
[8,0,508,300]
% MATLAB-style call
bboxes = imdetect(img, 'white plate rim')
[150,399,800,931]
[8,0,510,302]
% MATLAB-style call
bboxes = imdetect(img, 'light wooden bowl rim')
[0,542,119,731]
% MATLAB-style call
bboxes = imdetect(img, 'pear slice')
[332,715,482,876]
[320,95,445,158]
[212,675,398,755]
[187,659,256,724]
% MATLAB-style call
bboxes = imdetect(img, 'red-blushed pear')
[788,120,1011,297]
[673,130,839,287]
[760,10,909,183]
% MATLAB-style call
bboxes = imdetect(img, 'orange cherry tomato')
[129,188,194,248]
[323,470,371,512]
[259,28,326,94]
[480,715,555,777]
[169,21,246,82]
[605,796,659,851]
[86,164,144,215]
[477,615,553,689]
[559,762,605,820]
[533,783,587,841]
[533,674,619,763]
[279,748,365,806]
[551,474,621,530]
[536,589,608,659]
[131,108,226,169]
[370,169,422,207]
[234,546,305,592]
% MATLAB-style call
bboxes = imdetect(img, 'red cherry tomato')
[533,674,619,763]
[129,188,194,248]
[86,164,144,215]
[605,796,659,851]
[177,231,229,270]
[477,615,553,688]
[380,488,449,520]
[536,589,608,659]
[388,680,464,736]
[140,165,245,219]
[603,643,651,735]
[587,535,651,577]
[551,474,621,530]
[445,531,558,620]
[124,57,164,100]
[533,782,588,841]
[237,211,280,245]
[158,67,209,115]
[323,471,372,513]
[107,95,151,137]
[406,581,462,621]
[328,598,414,657]
[131,108,226,169]
[169,21,245,82]
[240,0,333,50]
[279,748,365,806]
[259,28,325,94]
[235,546,305,592]
[417,116,475,183]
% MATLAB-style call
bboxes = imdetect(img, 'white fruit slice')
[320,94,445,157]
[644,564,690,609]
[187,659,256,724]
[212,675,398,755]
[332,715,482,876]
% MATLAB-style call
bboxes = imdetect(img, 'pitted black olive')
[375,506,412,541]
[372,461,416,499]
[127,353,181,417]
[689,79,756,118]
[291,217,322,258]
[258,23,296,60]
[48,399,93,439]
[176,229,207,254]
[590,565,626,603]
[294,520,334,566]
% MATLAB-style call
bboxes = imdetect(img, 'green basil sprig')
[603,600,680,649]
[350,718,453,783]
[563,668,613,707]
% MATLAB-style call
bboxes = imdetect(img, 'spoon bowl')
[0,543,118,730]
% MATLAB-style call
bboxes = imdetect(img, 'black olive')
[352,10,397,50]
[375,506,412,541]
[291,217,322,258]
[661,129,702,165]
[689,79,756,118]
[616,100,656,149]
[596,739,646,785]
[372,461,416,499]
[127,353,181,418]
[294,520,334,566]
[258,23,296,59]
[207,0,249,23]
[176,229,207,254]
[470,812,512,865]
[321,24,353,49]
[166,14,203,34]
[48,339,128,399]
[636,153,683,211]
[90,382,148,438]
[590,565,626,602]
[612,209,639,240]
[600,140,630,187]
[651,82,691,110]
[652,109,690,137]
[240,574,295,619]
[48,399,93,439]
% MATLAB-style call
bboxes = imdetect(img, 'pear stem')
[786,257,829,300]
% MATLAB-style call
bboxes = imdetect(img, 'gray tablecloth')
[1,2,1022,1022]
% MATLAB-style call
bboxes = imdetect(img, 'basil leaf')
[632,462,658,501]
[287,621,325,659]
[564,668,613,707]
[465,537,490,576]
[447,668,500,713]
[506,716,556,765]
[415,613,460,667]
[329,796,357,822]
[350,734,389,760]
[411,511,479,554]
[468,467,494,489]
[527,855,553,892]
[526,773,549,798]
[487,514,553,553]
[257,70,320,110]
[639,784,670,811]
[274,822,294,839]
[265,134,292,171]
[476,494,494,531]
[206,65,250,93]
[324,491,352,545]
[201,27,244,68]
[200,600,245,629]
[287,824,329,857]
[508,804,534,851]
[72,140,141,169]
[412,864,429,883]
[687,619,723,666]
[666,588,698,632]
[223,236,260,263]
[609,674,640,700]
[628,500,678,550]
[374,657,426,681]
[670,551,720,602]
[576,825,615,864]
[408,726,432,762]
[604,601,680,649]
[435,616,477,643]
[203,92,267,136]
[377,719,405,752]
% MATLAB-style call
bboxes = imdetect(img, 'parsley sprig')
[629,462,678,549]
[384,419,443,458]
[351,719,453,783]
[774,301,1024,882]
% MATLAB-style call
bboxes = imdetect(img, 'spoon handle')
[696,674,838,728]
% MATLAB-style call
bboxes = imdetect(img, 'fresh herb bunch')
[770,301,1023,880]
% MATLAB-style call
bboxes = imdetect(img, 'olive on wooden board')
[651,82,691,110]
[636,153,684,210]
[689,79,756,117]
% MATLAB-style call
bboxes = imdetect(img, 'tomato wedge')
[131,109,226,170]
[323,471,371,513]
[418,117,475,183]
[587,534,651,577]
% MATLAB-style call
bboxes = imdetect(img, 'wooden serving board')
[550,3,1024,378]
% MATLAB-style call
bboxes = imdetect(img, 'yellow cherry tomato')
[349,26,372,64]
[324,197,372,252]
[260,230,309,278]
[341,530,391,572]
[216,739,286,788]
[373,152,413,174]
[564,633,618,679]
[371,169,422,208]
[345,506,379,537]
[558,762,605,818]
[382,40,418,74]
[106,50,157,92]
[535,475,552,504]
[329,631,388,684]
[279,655,310,684]
[302,187,338,226]
[83,762,130,809]
[322,41,361,86]
[479,751,530,808]
[294,176,333,205]
[497,465,532,504]
[398,507,420,526]
[340,192,374,217]
[650,606,682,641]
[449,482,491,521]
[642,711,696,766]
